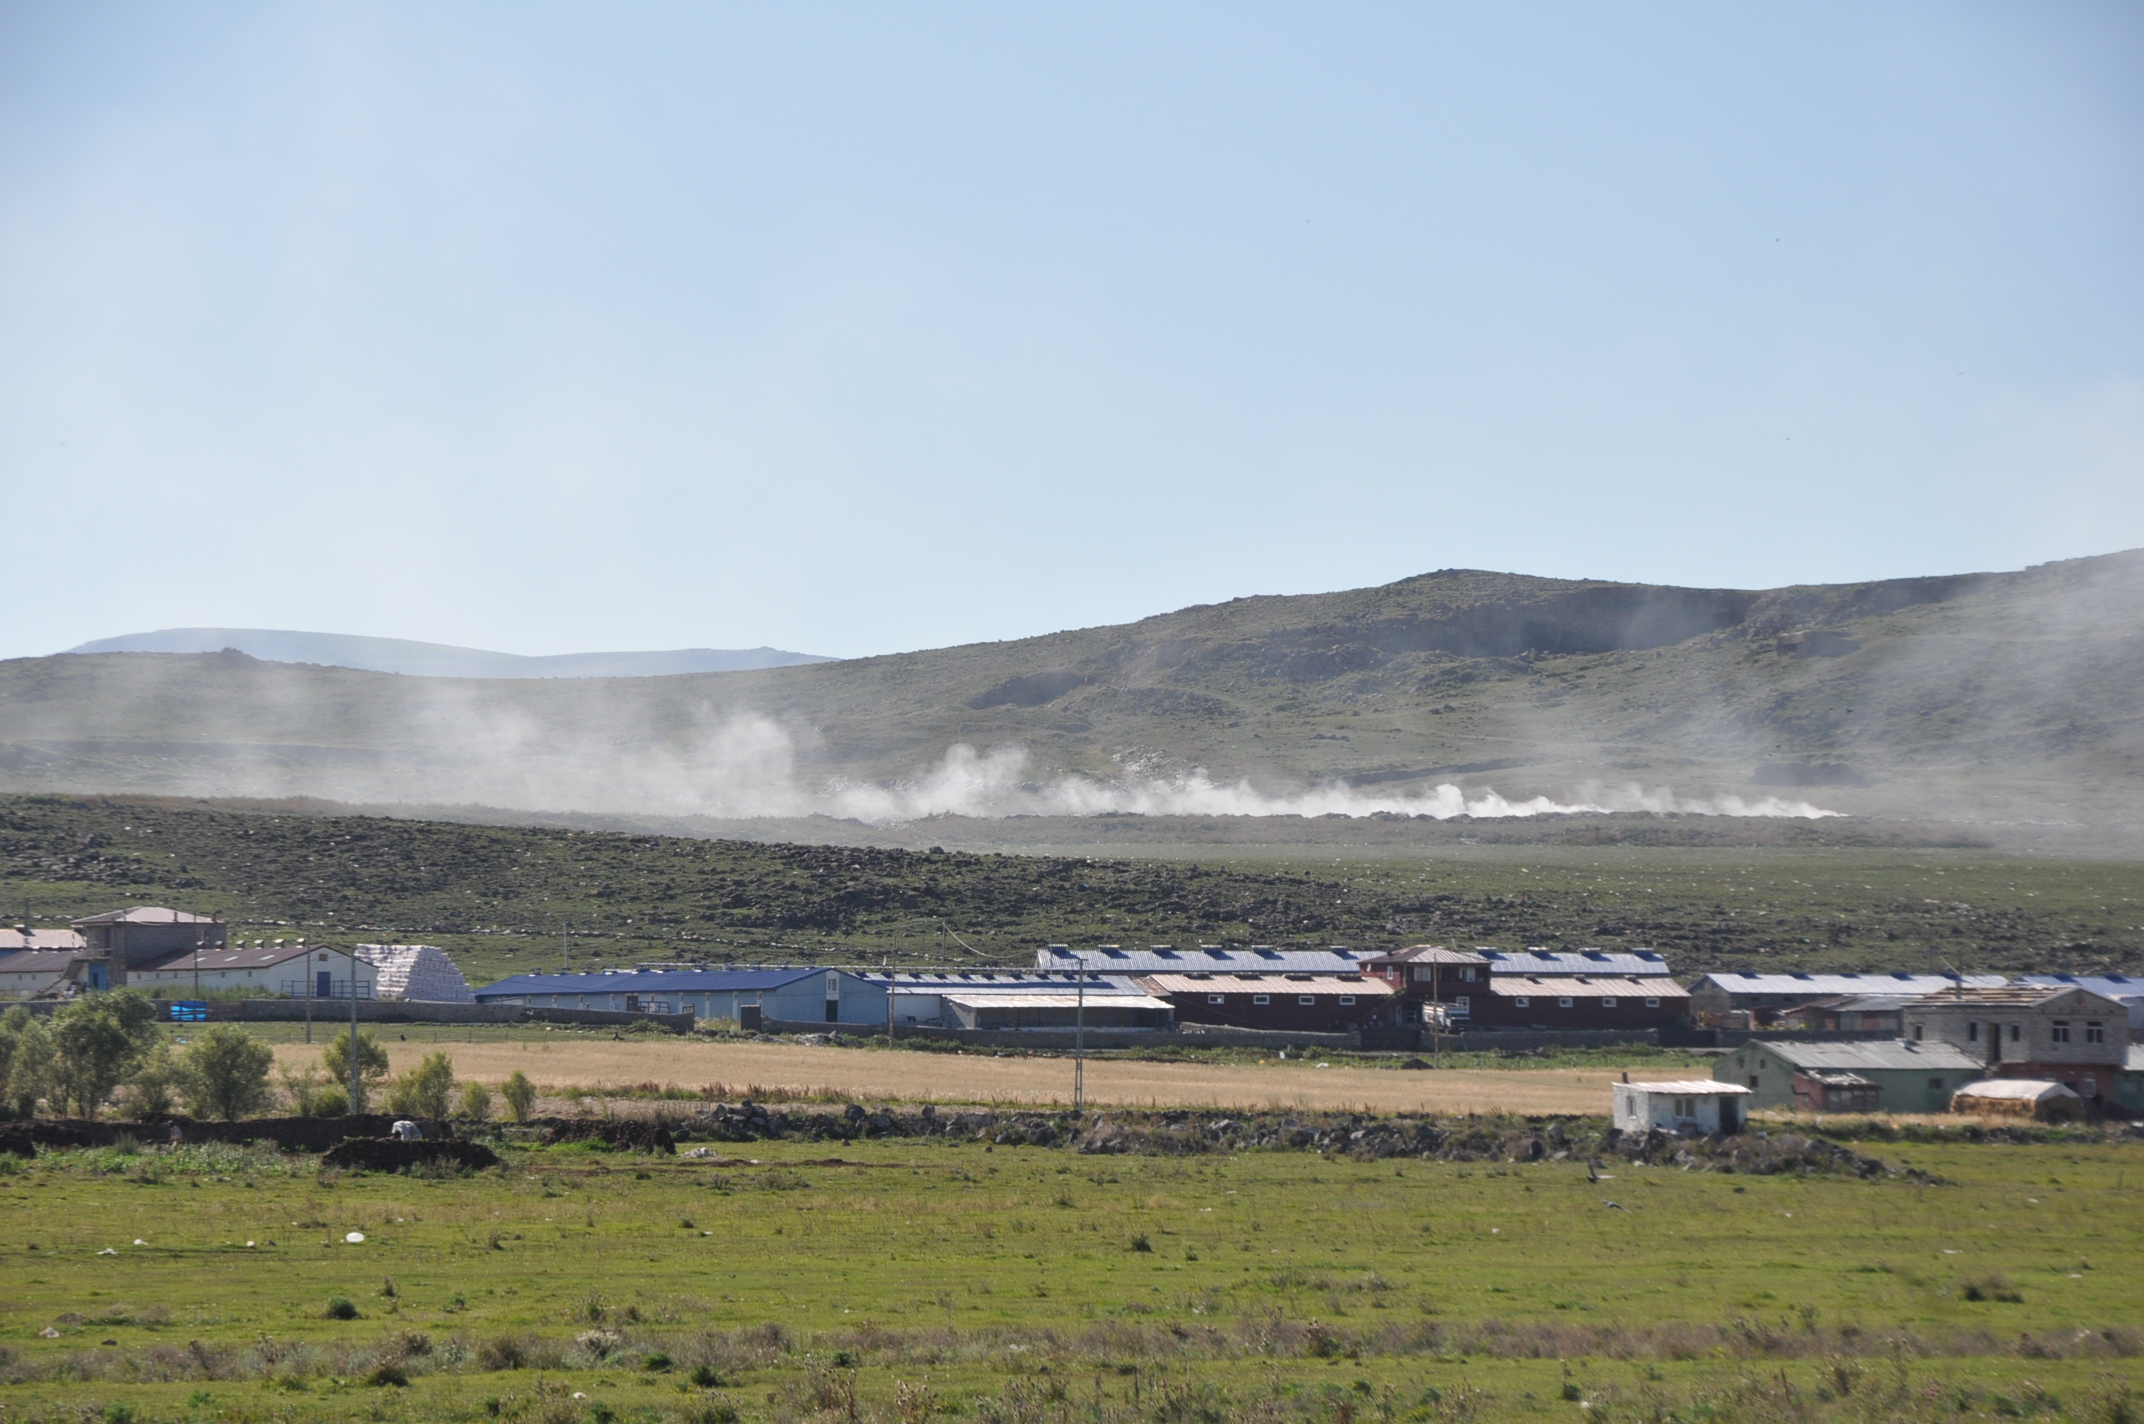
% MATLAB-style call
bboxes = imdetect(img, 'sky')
[2,2,2139,663]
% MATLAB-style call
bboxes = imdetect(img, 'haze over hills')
[8,551,2142,849]
[64,629,833,678]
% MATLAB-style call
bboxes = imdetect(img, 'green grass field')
[2,1124,2139,1422]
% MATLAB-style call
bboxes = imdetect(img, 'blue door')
[88,963,108,990]
[318,970,333,998]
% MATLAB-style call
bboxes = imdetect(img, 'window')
[2010,1023,2021,1042]
[1253,994,1270,1006]
[1747,1076,1760,1089]
[1645,997,1661,1008]
[1928,1077,1943,1090]
[1601,997,1618,1008]
[1207,995,1224,1005]
[2052,1020,2071,1043]
[1912,1024,1924,1041]
[1460,967,1477,982]
[1513,996,1531,1008]
[1452,996,1469,1013]
[1967,1021,1979,1041]
[1299,996,1316,1006]
[2087,1021,2105,1044]
[1673,1097,1695,1119]
[1338,995,1355,1005]
[1558,996,1574,1009]
[1413,967,1434,981]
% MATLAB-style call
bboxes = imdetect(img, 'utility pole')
[1073,960,1086,1112]
[305,936,315,1044]
[885,952,895,1049]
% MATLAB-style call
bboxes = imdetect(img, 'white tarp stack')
[357,944,476,1003]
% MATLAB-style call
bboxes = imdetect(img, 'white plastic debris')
[97,1247,117,1255]
[133,1238,147,1246]
[345,1231,366,1244]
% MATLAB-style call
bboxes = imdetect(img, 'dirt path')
[272,1038,1633,1115]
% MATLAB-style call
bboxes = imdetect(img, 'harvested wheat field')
[272,1035,1632,1114]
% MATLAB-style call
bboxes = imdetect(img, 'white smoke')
[659,715,1841,823]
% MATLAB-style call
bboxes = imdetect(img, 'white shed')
[1613,1079,1751,1135]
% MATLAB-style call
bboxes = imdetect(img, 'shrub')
[643,1352,673,1372]
[501,1070,537,1124]
[386,1051,456,1120]
[477,1337,528,1371]
[325,1297,360,1321]
[322,1030,390,1113]
[1130,1233,1153,1253]
[125,1042,185,1120]
[367,1363,410,1388]
[690,1364,726,1389]
[310,1085,350,1118]
[458,1080,493,1120]
[182,1025,277,1121]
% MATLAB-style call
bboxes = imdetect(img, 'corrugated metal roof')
[0,929,85,951]
[0,950,85,974]
[1038,946,1367,973]
[1481,949,1673,976]
[1902,984,2115,1008]
[72,907,224,926]
[474,967,828,998]
[1485,976,1689,998]
[1696,972,2009,997]
[1361,946,1489,965]
[1136,973,1395,996]
[1738,1039,1983,1071]
[943,993,1172,1010]
[1624,1080,1751,1095]
[2020,974,2144,999]
[133,943,327,973]
[866,972,1152,995]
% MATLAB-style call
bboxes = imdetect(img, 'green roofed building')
[1714,1039,1984,1113]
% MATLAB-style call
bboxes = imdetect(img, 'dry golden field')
[270,1035,1633,1114]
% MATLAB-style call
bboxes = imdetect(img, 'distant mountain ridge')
[63,629,834,679]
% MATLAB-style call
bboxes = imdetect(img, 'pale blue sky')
[2,3,2139,661]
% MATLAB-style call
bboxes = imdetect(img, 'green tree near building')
[183,1025,277,1121]
[51,991,161,1117]
[322,1029,391,1113]
[0,1006,56,1118]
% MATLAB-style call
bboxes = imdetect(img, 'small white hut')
[1951,1078,2083,1122]
[1613,1079,1751,1135]
[356,944,476,1003]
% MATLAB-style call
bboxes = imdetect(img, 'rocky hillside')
[2,551,2139,843]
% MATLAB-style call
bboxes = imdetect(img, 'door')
[318,970,333,999]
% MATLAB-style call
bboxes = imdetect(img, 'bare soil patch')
[273,1038,1628,1114]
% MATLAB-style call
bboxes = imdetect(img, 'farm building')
[1902,984,2129,1108]
[1775,994,1909,1034]
[935,992,1172,1031]
[1039,944,1375,974]
[1688,972,2009,1025]
[1135,972,1393,1032]
[1356,947,1488,1024]
[1714,1039,1984,1112]
[860,972,1158,1029]
[1480,949,1674,978]
[1612,1080,1750,1134]
[358,944,476,1002]
[72,907,229,966]
[0,927,84,953]
[473,966,885,1024]
[1791,1070,1882,1113]
[2121,1046,2144,1115]
[1467,975,1689,1030]
[0,948,93,999]
[1952,1079,2084,1122]
[2019,974,2144,1031]
[129,940,380,999]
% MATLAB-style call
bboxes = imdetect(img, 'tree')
[182,1025,277,1121]
[0,1007,55,1119]
[457,1080,493,1120]
[322,1030,390,1112]
[385,1051,455,1120]
[51,991,161,1117]
[500,1069,537,1124]
[126,1041,185,1120]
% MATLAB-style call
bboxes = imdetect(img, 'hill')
[1,794,2135,984]
[64,628,832,678]
[8,552,2143,848]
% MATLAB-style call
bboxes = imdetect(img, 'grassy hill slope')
[2,795,2135,987]
[2,552,2138,840]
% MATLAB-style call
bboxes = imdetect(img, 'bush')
[385,1051,455,1120]
[124,1042,184,1120]
[458,1080,493,1120]
[367,1363,410,1388]
[326,1297,360,1320]
[689,1364,726,1389]
[322,1030,390,1114]
[476,1337,527,1371]
[501,1070,537,1124]
[643,1351,673,1372]
[182,1025,276,1121]
[310,1084,350,1118]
